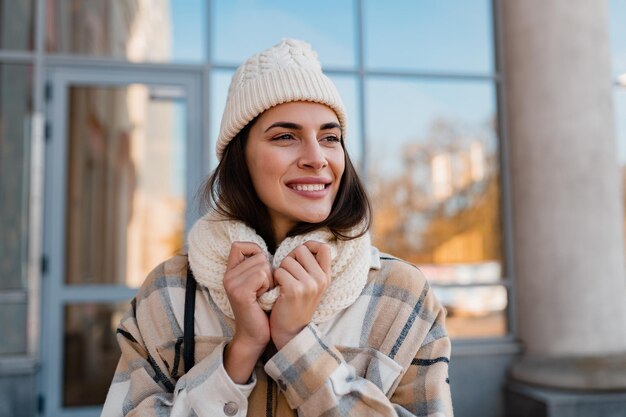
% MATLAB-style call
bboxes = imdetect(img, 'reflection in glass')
[65,85,186,287]
[366,78,502,285]
[434,285,507,339]
[46,0,206,62]
[0,64,32,290]
[364,0,493,73]
[0,302,27,354]
[609,0,626,78]
[212,0,356,68]
[63,302,127,407]
[0,0,34,50]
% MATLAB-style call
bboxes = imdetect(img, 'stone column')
[501,0,626,396]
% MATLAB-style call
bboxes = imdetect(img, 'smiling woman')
[100,39,453,417]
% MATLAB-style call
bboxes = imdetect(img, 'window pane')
[0,301,27,354]
[212,0,356,68]
[65,85,186,287]
[331,75,362,169]
[0,64,32,290]
[0,0,34,50]
[210,70,233,170]
[366,77,502,285]
[435,285,507,339]
[63,302,127,407]
[364,0,494,73]
[46,0,206,62]
[610,0,626,78]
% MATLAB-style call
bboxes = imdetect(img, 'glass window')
[365,77,502,286]
[65,85,187,287]
[438,285,507,339]
[0,301,27,354]
[363,0,494,73]
[0,0,35,50]
[610,0,626,79]
[331,75,362,169]
[63,302,127,406]
[211,0,356,68]
[210,70,233,170]
[46,0,206,62]
[0,64,32,291]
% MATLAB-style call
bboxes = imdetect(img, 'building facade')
[0,1,625,416]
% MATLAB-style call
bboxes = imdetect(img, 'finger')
[256,262,274,296]
[238,255,274,297]
[225,254,272,292]
[273,267,299,290]
[226,242,265,269]
[226,263,273,299]
[303,241,332,275]
[225,252,267,283]
[285,244,317,270]
[279,255,309,281]
[267,265,276,289]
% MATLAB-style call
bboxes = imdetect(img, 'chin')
[300,213,331,224]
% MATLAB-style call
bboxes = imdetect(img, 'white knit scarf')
[187,211,372,324]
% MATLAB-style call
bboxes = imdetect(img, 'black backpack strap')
[183,264,197,373]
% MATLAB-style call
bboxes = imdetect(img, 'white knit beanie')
[216,39,348,160]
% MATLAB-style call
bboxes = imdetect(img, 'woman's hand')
[223,242,273,383]
[270,241,331,350]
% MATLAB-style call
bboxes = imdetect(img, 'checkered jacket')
[101,250,453,417]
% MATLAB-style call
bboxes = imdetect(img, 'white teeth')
[292,184,325,191]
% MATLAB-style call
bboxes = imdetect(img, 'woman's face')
[245,101,345,241]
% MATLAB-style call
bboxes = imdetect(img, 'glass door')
[40,67,204,417]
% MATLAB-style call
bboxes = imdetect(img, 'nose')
[298,137,328,170]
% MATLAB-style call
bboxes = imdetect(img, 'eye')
[272,133,295,141]
[321,135,340,143]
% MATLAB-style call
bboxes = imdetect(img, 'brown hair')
[200,119,371,253]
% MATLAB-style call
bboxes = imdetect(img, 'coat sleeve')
[263,297,453,416]
[100,299,256,417]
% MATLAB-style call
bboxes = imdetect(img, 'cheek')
[249,162,272,195]
[247,150,285,192]
[331,154,346,182]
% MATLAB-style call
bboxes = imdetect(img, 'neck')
[271,220,294,249]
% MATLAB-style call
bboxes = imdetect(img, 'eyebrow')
[264,121,341,133]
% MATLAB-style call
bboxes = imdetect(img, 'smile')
[289,184,327,191]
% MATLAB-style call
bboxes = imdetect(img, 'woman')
[102,39,453,417]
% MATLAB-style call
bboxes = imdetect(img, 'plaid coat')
[101,249,453,417]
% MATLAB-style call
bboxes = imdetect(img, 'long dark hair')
[200,118,371,253]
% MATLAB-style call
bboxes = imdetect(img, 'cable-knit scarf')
[187,212,371,324]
